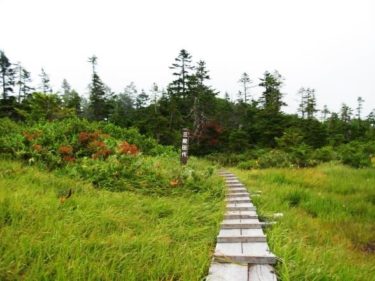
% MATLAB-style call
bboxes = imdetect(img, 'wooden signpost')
[180,128,189,165]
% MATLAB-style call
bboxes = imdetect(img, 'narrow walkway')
[206,171,278,281]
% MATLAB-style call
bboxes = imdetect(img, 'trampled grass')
[231,164,375,281]
[0,159,224,280]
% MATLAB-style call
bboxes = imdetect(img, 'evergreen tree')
[39,68,52,93]
[135,89,149,109]
[258,70,285,113]
[224,92,230,101]
[87,55,108,121]
[356,96,364,120]
[196,60,210,85]
[169,49,194,98]
[60,79,81,115]
[16,64,33,102]
[305,88,318,119]
[61,78,71,96]
[0,50,15,100]
[150,82,160,113]
[367,109,375,127]
[297,87,307,118]
[238,72,252,103]
[321,105,330,121]
[340,103,353,123]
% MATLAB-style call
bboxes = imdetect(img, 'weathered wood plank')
[226,193,249,198]
[221,219,262,229]
[218,228,266,243]
[226,203,255,212]
[206,262,248,281]
[214,242,276,264]
[225,198,251,204]
[225,210,258,219]
[248,264,278,281]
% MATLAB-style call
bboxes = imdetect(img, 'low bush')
[258,150,292,168]
[0,118,223,196]
[338,142,372,168]
[312,146,338,162]
[237,159,259,170]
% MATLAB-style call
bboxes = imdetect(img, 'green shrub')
[258,150,292,168]
[338,142,371,168]
[0,118,25,157]
[289,144,317,168]
[313,146,338,162]
[237,159,259,170]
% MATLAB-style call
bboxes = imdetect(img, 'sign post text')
[180,128,189,165]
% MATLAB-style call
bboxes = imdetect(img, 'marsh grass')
[0,160,224,280]
[231,163,375,281]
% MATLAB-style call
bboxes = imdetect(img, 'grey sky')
[1,0,374,116]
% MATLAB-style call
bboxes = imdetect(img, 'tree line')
[1,49,374,156]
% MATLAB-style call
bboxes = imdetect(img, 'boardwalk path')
[206,171,278,281]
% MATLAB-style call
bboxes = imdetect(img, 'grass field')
[231,164,375,281]
[0,160,224,280]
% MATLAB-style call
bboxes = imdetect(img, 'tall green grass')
[231,163,375,281]
[0,160,224,280]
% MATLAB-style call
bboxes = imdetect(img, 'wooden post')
[180,128,189,165]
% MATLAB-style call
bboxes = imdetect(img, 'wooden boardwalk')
[206,171,278,281]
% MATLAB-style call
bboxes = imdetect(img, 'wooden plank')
[214,242,276,264]
[227,203,254,208]
[224,210,258,220]
[227,206,256,211]
[226,193,249,198]
[218,228,266,243]
[227,183,245,187]
[206,262,248,281]
[225,198,251,204]
[227,189,247,193]
[221,219,262,229]
[248,264,278,281]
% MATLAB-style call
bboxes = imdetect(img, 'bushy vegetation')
[209,140,375,170]
[231,165,375,281]
[0,118,223,196]
[0,160,224,280]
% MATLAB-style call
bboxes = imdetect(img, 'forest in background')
[1,49,374,168]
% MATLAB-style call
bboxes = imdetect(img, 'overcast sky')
[1,0,374,116]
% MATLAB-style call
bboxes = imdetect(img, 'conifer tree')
[305,88,318,119]
[321,105,330,121]
[0,50,15,100]
[340,103,353,123]
[135,89,149,109]
[259,70,285,113]
[169,49,194,98]
[87,55,108,120]
[61,79,81,115]
[238,72,252,103]
[16,64,33,102]
[39,68,52,93]
[356,96,364,120]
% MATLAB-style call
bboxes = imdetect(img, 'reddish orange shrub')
[63,155,75,162]
[23,131,42,142]
[32,144,42,152]
[88,140,106,152]
[92,149,112,159]
[78,131,101,145]
[169,179,180,187]
[118,141,139,155]
[58,145,73,155]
